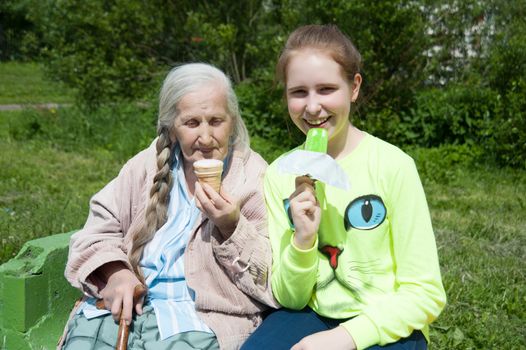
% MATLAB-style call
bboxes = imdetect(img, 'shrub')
[408,144,484,184]
[488,79,526,168]
[236,76,303,150]
[405,85,498,147]
[359,84,525,170]
[0,0,42,60]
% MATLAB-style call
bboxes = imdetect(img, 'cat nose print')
[320,245,342,270]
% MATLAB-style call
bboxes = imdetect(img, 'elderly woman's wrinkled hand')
[97,262,145,325]
[195,181,240,239]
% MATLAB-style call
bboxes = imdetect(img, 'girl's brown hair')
[276,24,362,86]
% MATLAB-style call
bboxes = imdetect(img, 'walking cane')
[96,284,147,350]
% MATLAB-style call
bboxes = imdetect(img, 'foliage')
[488,79,526,168]
[407,144,484,184]
[24,0,175,105]
[392,85,498,147]
[1,1,525,168]
[184,0,283,84]
[236,75,304,149]
[420,0,488,85]
[17,1,432,110]
[478,0,526,168]
[19,0,283,107]
[480,0,526,95]
[0,0,42,60]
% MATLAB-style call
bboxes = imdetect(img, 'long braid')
[129,128,173,282]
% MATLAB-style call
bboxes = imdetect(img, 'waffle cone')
[193,159,223,192]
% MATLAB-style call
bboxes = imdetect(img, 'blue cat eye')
[344,195,386,231]
[283,198,294,229]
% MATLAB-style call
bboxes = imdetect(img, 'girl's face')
[285,50,361,144]
[171,83,234,166]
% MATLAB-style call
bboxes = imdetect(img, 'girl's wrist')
[293,233,317,250]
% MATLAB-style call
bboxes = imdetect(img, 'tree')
[26,0,191,105]
[0,0,42,60]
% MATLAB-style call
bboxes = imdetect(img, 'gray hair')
[158,63,249,149]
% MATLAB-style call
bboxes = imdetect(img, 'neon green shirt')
[266,133,446,349]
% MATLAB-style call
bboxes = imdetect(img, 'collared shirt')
[140,145,212,340]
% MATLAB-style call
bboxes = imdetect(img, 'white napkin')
[277,150,350,190]
[76,298,111,319]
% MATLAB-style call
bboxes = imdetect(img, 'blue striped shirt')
[140,146,212,339]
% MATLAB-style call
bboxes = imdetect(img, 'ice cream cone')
[193,159,224,192]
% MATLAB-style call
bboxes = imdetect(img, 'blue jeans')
[241,307,427,350]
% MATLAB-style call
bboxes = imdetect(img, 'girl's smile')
[304,116,331,127]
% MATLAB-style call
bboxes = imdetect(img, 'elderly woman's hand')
[195,182,240,239]
[95,262,145,325]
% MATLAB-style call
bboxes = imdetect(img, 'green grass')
[0,137,122,260]
[0,61,74,104]
[0,103,156,262]
[424,167,525,349]
[0,62,524,349]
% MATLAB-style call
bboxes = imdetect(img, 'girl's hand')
[291,326,356,350]
[289,176,321,250]
[97,262,145,325]
[195,181,240,239]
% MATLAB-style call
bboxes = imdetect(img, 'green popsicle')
[304,128,328,153]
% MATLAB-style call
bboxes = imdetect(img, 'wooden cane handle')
[115,285,146,350]
[95,298,105,310]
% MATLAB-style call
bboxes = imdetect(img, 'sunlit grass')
[0,136,122,261]
[424,167,525,349]
[0,61,74,104]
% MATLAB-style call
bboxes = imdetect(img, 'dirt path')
[0,103,68,111]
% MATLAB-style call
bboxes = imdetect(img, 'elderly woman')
[59,63,278,350]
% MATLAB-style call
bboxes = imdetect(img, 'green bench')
[0,231,80,350]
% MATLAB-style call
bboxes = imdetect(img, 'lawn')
[0,62,524,349]
[0,61,74,104]
[422,166,525,349]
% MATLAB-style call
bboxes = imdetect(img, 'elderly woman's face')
[171,84,234,165]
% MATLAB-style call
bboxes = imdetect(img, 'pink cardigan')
[63,140,278,349]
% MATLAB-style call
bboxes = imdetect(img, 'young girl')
[242,24,446,350]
